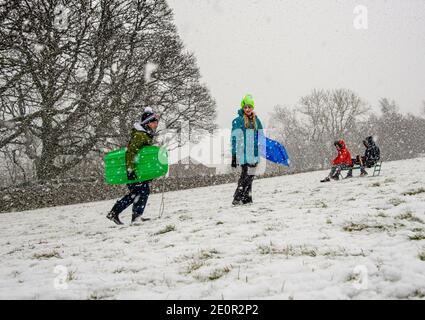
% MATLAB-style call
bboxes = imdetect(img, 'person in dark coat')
[321,140,353,182]
[107,107,159,225]
[231,94,264,205]
[346,136,380,177]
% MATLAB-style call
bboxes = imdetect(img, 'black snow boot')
[320,177,331,183]
[232,199,243,206]
[331,175,340,181]
[131,214,151,224]
[106,211,123,225]
[242,196,253,204]
[345,170,353,178]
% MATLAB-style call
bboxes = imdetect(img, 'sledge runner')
[346,136,381,178]
[231,94,264,205]
[320,140,352,182]
[107,107,159,225]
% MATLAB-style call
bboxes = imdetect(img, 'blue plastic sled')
[259,135,289,167]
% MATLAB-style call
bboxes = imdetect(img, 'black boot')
[242,195,253,204]
[320,177,331,183]
[131,214,151,224]
[106,211,123,225]
[232,199,243,206]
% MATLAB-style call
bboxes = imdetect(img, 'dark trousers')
[348,156,371,175]
[233,165,255,203]
[329,164,349,178]
[111,182,150,218]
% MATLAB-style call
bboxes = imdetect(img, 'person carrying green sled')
[107,107,159,225]
[231,94,264,205]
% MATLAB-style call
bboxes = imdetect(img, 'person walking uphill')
[320,140,352,182]
[106,107,159,225]
[231,94,264,205]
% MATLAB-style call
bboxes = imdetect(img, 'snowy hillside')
[1,157,425,300]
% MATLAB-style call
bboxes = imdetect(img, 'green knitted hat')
[240,94,255,109]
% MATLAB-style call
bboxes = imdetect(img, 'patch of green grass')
[154,224,176,235]
[388,198,405,207]
[419,251,425,262]
[180,249,220,275]
[257,243,317,257]
[412,289,425,298]
[208,266,231,281]
[67,269,77,281]
[88,290,115,300]
[178,215,192,221]
[343,222,369,232]
[396,211,424,224]
[32,250,61,260]
[216,221,224,225]
[113,267,126,274]
[343,222,399,233]
[185,260,205,274]
[315,200,328,208]
[199,249,219,260]
[403,188,425,196]
[371,182,381,187]
[346,272,361,282]
[409,234,425,241]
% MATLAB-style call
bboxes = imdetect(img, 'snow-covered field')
[1,158,425,300]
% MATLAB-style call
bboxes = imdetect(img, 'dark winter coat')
[125,122,154,171]
[364,136,380,165]
[332,140,353,166]
[231,109,264,165]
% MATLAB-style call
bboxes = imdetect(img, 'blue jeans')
[111,182,150,218]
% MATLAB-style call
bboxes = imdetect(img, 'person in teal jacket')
[231,94,264,205]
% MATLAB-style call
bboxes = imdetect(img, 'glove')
[231,155,237,168]
[127,169,137,181]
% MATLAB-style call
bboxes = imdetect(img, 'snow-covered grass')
[1,158,425,300]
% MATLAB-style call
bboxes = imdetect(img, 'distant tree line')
[270,89,425,172]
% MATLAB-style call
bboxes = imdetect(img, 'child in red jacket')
[321,140,352,182]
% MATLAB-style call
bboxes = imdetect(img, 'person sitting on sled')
[107,107,159,225]
[320,140,352,182]
[346,136,380,178]
[231,94,264,205]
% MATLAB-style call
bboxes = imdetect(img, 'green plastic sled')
[104,146,168,185]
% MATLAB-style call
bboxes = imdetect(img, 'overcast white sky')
[167,0,425,128]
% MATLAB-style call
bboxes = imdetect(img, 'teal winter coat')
[231,109,264,165]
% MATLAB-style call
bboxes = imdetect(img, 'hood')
[338,139,347,150]
[365,136,376,147]
[133,121,156,137]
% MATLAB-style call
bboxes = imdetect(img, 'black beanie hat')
[140,107,158,125]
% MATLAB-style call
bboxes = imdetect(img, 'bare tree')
[271,89,369,171]
[0,0,216,182]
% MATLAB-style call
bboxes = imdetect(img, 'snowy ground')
[1,158,425,300]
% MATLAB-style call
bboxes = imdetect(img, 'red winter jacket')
[332,140,352,166]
